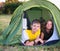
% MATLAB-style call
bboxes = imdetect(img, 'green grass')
[0,15,12,34]
[0,45,60,51]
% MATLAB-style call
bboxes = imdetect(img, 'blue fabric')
[44,39,60,46]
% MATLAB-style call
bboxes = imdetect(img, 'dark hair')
[31,19,40,25]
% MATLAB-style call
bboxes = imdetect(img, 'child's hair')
[31,19,40,25]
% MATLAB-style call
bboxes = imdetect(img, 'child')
[40,20,53,42]
[21,19,43,46]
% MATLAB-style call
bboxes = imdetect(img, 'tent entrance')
[23,7,59,44]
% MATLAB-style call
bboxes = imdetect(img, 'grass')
[0,45,60,51]
[0,15,12,34]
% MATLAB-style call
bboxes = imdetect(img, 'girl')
[40,20,54,42]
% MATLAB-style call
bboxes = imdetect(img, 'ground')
[0,15,12,34]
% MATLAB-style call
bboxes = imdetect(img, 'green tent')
[0,0,60,47]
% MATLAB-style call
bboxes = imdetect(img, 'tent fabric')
[44,39,60,46]
[0,0,60,45]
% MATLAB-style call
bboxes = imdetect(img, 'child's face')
[46,21,52,30]
[31,23,40,33]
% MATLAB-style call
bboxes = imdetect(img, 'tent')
[0,0,60,46]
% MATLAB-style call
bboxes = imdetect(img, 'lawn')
[0,15,12,34]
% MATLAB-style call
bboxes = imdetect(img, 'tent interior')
[25,7,52,22]
[22,7,59,45]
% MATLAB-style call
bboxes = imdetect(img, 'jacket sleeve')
[21,30,29,44]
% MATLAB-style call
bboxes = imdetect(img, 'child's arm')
[40,32,46,43]
[40,32,44,40]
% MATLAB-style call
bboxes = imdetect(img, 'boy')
[21,19,43,46]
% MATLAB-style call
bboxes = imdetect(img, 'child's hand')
[24,41,34,46]
[35,38,40,44]
[39,38,44,44]
[35,38,44,44]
